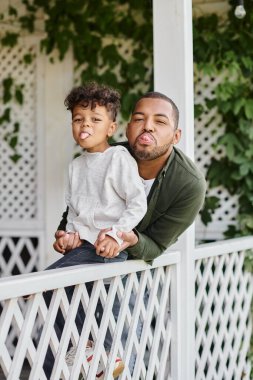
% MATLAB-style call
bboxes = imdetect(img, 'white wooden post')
[43,50,74,265]
[153,1,195,379]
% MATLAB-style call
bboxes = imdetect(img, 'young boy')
[65,82,146,259]
[44,82,147,379]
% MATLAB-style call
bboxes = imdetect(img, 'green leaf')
[13,122,20,133]
[234,98,245,115]
[9,136,18,149]
[23,53,33,64]
[239,163,251,176]
[0,108,11,124]
[8,6,18,17]
[1,32,19,47]
[9,153,21,163]
[15,88,24,105]
[200,196,220,226]
[194,104,204,118]
[3,77,13,103]
[244,99,253,119]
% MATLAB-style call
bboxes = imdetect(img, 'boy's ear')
[107,122,117,137]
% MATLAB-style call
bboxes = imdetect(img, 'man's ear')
[107,122,117,137]
[173,128,182,145]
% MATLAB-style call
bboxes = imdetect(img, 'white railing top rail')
[0,250,180,301]
[194,235,253,260]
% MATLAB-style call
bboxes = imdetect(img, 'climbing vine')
[193,4,253,371]
[193,0,253,242]
[0,0,153,160]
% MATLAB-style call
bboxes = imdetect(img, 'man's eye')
[156,120,166,125]
[134,118,143,122]
[93,118,101,122]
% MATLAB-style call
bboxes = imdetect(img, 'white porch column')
[153,1,195,380]
[44,50,74,265]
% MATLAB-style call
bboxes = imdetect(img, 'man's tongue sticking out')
[138,133,154,145]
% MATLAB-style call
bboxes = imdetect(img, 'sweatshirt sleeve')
[65,162,77,233]
[105,149,147,245]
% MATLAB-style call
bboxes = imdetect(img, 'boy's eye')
[93,118,102,122]
[73,118,83,124]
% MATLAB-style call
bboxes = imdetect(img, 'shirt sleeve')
[64,162,76,233]
[105,150,147,245]
[127,175,207,262]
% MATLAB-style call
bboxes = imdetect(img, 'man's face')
[126,97,181,161]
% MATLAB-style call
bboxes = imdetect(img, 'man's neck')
[137,151,172,180]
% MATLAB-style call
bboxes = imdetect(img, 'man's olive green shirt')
[58,145,206,264]
[126,146,206,262]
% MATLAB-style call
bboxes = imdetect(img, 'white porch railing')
[194,237,253,380]
[0,251,180,380]
[0,237,252,380]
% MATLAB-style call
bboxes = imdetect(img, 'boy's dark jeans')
[42,241,127,379]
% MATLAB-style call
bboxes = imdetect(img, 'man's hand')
[53,230,82,254]
[117,231,139,250]
[95,229,138,256]
[95,235,120,258]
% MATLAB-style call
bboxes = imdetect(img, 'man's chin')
[132,148,155,161]
[131,143,173,161]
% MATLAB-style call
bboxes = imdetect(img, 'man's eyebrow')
[132,112,144,116]
[154,113,169,119]
[132,112,169,119]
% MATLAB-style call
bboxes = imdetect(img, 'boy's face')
[72,104,116,153]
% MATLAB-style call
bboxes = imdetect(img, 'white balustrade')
[0,237,252,379]
[0,251,180,380]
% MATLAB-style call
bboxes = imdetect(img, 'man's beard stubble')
[130,142,173,161]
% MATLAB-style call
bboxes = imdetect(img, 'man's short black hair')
[136,91,179,129]
[65,82,121,121]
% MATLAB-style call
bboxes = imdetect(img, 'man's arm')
[57,207,69,231]
[127,176,206,262]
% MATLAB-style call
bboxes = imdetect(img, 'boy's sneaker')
[65,342,125,379]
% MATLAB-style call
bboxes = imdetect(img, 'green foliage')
[0,0,153,161]
[0,76,23,162]
[21,0,153,119]
[194,6,253,372]
[193,0,253,240]
[200,196,220,226]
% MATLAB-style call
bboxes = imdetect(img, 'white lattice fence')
[194,70,239,241]
[0,231,44,278]
[194,237,253,380]
[0,36,44,277]
[0,252,180,380]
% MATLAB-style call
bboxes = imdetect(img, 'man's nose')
[143,119,154,132]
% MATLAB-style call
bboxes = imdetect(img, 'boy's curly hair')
[64,82,121,121]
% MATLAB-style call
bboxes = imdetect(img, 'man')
[46,91,206,379]
[54,91,206,261]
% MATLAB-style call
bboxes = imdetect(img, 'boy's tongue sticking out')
[80,132,90,140]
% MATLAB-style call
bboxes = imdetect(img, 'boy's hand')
[94,228,112,247]
[53,231,82,254]
[96,235,120,258]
